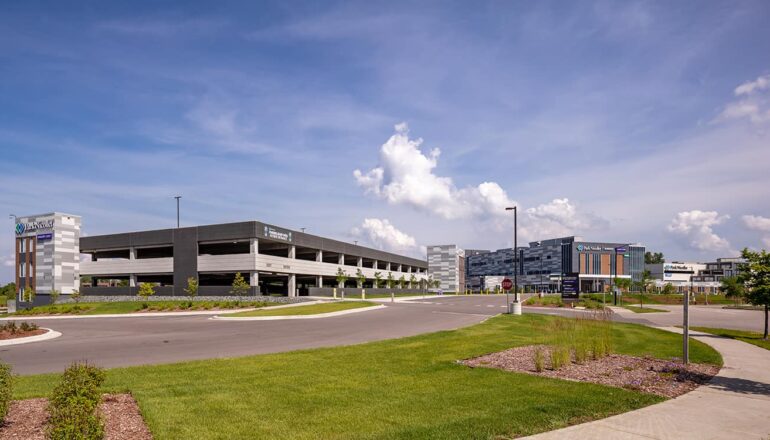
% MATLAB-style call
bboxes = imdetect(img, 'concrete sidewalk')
[523,328,770,439]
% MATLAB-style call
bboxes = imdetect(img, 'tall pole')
[514,207,518,303]
[174,196,181,228]
[683,278,691,364]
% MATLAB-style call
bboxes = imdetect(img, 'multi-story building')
[13,213,81,296]
[12,215,427,301]
[646,258,745,294]
[427,245,465,292]
[465,236,645,293]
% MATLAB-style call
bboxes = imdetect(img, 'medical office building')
[13,213,427,300]
[436,236,645,293]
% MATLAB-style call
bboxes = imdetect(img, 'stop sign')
[501,278,513,291]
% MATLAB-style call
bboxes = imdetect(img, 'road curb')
[210,304,387,321]
[0,328,61,346]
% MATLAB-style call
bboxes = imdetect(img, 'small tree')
[71,289,82,305]
[22,287,35,305]
[432,279,441,289]
[386,272,394,289]
[355,268,366,288]
[632,270,653,308]
[336,268,349,287]
[738,248,770,339]
[373,272,383,288]
[184,277,199,304]
[49,288,60,305]
[409,274,417,290]
[721,276,744,307]
[137,282,155,307]
[231,272,249,302]
[661,283,676,295]
[398,275,406,289]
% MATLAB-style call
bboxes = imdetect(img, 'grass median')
[222,301,377,317]
[11,314,720,439]
[9,300,275,316]
[690,327,770,351]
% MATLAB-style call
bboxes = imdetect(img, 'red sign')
[501,278,513,291]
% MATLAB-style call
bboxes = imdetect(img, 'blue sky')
[2,1,770,283]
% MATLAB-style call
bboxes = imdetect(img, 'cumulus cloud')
[742,214,770,248]
[354,123,515,219]
[717,74,770,124]
[742,214,770,231]
[520,198,593,239]
[667,210,731,252]
[735,74,770,96]
[351,218,424,257]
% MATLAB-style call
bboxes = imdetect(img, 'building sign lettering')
[15,219,54,236]
[264,226,292,242]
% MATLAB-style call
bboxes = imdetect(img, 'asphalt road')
[1,296,764,375]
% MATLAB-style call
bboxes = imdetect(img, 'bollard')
[391,292,395,303]
[333,288,337,299]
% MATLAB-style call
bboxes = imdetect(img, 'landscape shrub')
[533,348,545,372]
[0,362,12,423]
[19,321,39,332]
[524,296,564,307]
[47,362,106,440]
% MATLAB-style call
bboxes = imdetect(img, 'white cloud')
[351,218,424,257]
[2,254,14,267]
[521,198,592,239]
[667,210,731,252]
[735,74,770,96]
[716,74,770,124]
[354,123,515,219]
[742,214,770,232]
[743,214,770,249]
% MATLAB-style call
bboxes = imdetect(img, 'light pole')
[505,206,520,314]
[174,196,181,228]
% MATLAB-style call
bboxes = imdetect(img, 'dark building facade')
[465,236,645,293]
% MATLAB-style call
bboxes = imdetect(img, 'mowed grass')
[224,301,377,317]
[10,300,275,316]
[623,306,669,313]
[691,326,770,351]
[12,315,721,439]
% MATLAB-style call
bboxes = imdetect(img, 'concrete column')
[373,260,378,270]
[288,274,296,297]
[316,250,322,262]
[129,274,136,287]
[386,262,391,271]
[250,271,259,286]
[339,254,345,265]
[129,247,136,260]
[289,245,296,259]
[338,279,344,288]
[316,276,323,287]
[250,238,259,254]
[357,256,363,267]
[407,266,413,273]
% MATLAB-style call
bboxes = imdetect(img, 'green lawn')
[223,301,377,317]
[12,314,720,439]
[690,327,770,351]
[623,306,669,314]
[9,300,275,316]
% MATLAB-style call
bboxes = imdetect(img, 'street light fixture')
[505,207,520,314]
[174,196,182,228]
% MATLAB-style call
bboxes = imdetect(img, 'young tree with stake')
[230,272,249,302]
[738,248,770,339]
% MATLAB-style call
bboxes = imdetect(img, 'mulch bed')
[0,329,47,340]
[0,393,152,439]
[463,345,719,398]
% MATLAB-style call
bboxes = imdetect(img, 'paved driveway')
[1,296,764,375]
